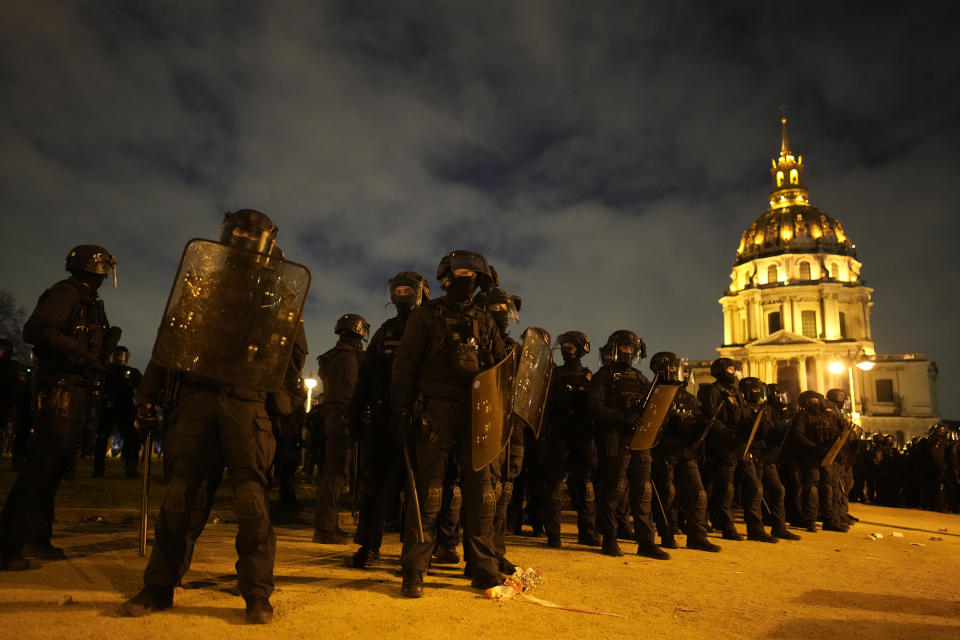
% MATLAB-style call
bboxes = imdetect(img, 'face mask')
[447,275,477,301]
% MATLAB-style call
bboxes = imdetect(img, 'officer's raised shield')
[629,382,682,451]
[821,422,854,467]
[511,327,554,438]
[151,238,311,392]
[471,348,517,471]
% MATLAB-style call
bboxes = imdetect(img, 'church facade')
[690,114,939,442]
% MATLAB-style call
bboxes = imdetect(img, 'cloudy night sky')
[1,1,958,416]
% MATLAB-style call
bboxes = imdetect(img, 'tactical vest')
[610,368,646,413]
[433,302,494,380]
[555,365,592,423]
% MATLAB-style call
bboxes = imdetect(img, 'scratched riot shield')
[821,420,855,467]
[511,327,554,438]
[151,238,311,392]
[629,382,683,451]
[471,348,518,471]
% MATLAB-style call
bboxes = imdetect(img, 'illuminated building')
[691,112,939,441]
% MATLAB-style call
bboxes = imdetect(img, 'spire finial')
[779,104,791,157]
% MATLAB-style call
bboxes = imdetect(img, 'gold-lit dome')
[734,205,856,266]
[733,111,856,266]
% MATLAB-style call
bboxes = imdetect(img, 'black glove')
[390,408,412,445]
[134,404,159,438]
[628,411,643,433]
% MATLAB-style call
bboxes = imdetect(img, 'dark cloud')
[1,1,958,416]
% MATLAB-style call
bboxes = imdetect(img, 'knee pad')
[236,482,265,520]
[449,485,462,512]
[162,478,188,514]
[641,481,653,506]
[613,478,628,503]
[423,485,443,517]
[666,484,676,506]
[498,481,514,509]
[480,489,497,518]
[551,483,566,502]
[584,482,595,504]
[771,484,785,502]
[696,490,707,510]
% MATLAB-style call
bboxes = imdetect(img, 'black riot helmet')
[604,330,645,368]
[388,271,430,308]
[483,287,521,327]
[220,209,278,256]
[710,357,742,386]
[739,377,767,404]
[650,351,684,383]
[825,388,848,407]
[599,342,613,367]
[766,383,788,405]
[437,250,495,297]
[928,424,948,439]
[556,331,590,360]
[798,390,824,412]
[334,314,370,341]
[66,244,117,287]
[111,346,130,367]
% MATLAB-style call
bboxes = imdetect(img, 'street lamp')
[828,350,875,423]
[303,377,318,411]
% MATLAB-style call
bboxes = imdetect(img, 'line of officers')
[303,259,876,601]
[0,209,883,624]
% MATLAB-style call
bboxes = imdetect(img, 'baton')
[139,430,151,557]
[402,444,425,544]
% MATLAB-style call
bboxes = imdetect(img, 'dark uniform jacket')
[654,387,705,463]
[318,340,362,409]
[792,408,841,464]
[391,296,505,410]
[588,366,650,432]
[545,361,592,439]
[23,276,109,379]
[698,381,748,463]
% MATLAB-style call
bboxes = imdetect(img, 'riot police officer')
[649,352,721,552]
[350,272,429,568]
[313,313,369,543]
[793,390,844,532]
[588,330,667,559]
[740,377,800,541]
[93,346,142,478]
[542,331,600,547]
[0,245,117,571]
[120,210,309,624]
[391,250,506,597]
[698,358,777,543]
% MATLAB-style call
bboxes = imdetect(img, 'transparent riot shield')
[151,238,311,392]
[471,348,517,471]
[629,382,682,451]
[511,327,554,438]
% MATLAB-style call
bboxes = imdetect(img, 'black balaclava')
[446,275,477,302]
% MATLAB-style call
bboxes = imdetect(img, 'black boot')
[601,537,623,557]
[432,546,460,565]
[244,596,273,624]
[401,570,424,598]
[747,530,779,543]
[772,528,801,541]
[687,538,721,553]
[23,542,66,560]
[118,586,174,617]
[636,544,670,560]
[351,546,379,569]
[0,551,30,571]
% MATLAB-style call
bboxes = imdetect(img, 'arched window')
[767,264,779,283]
[828,262,838,279]
[790,169,799,184]
[798,261,811,280]
[776,171,784,187]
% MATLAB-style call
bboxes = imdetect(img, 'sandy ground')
[0,503,958,640]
